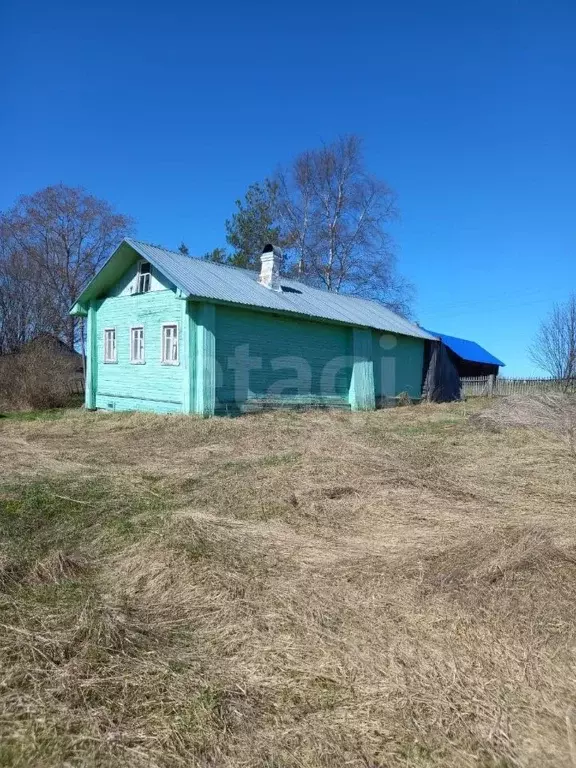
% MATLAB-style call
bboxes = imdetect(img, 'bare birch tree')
[529,294,576,383]
[0,244,53,353]
[0,184,133,352]
[275,151,315,278]
[273,135,412,313]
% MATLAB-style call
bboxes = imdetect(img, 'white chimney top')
[258,244,282,291]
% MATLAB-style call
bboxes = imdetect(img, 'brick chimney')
[258,244,282,291]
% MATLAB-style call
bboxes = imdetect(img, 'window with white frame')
[130,326,145,363]
[161,324,179,364]
[103,328,117,363]
[136,261,151,293]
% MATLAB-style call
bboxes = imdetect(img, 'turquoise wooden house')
[70,239,436,416]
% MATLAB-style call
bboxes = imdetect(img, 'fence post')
[488,374,495,396]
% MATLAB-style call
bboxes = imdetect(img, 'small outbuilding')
[421,328,505,401]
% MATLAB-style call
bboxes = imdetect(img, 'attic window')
[136,261,151,293]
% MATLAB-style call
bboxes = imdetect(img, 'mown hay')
[1,398,576,766]
[476,393,576,450]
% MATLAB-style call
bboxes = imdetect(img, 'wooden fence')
[461,375,576,397]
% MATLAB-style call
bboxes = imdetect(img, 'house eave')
[70,301,88,317]
[185,294,436,341]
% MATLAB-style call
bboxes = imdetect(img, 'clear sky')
[2,0,575,375]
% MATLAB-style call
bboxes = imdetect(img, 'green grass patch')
[217,452,302,473]
[0,407,73,422]
[0,395,84,421]
[391,418,464,436]
[0,474,175,562]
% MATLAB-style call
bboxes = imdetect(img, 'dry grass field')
[1,396,576,767]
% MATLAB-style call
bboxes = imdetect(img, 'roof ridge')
[127,238,259,278]
[128,238,422,327]
[128,239,330,291]
[127,238,197,260]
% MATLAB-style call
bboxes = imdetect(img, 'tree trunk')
[68,315,76,351]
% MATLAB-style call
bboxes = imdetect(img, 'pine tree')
[224,181,282,269]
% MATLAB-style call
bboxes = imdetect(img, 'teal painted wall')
[94,267,185,413]
[88,258,426,414]
[372,331,425,399]
[215,306,352,412]
[350,327,376,411]
[191,302,216,417]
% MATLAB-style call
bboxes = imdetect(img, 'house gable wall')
[106,260,175,297]
[93,279,185,413]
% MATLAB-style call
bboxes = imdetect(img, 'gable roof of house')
[72,238,437,341]
[423,328,505,367]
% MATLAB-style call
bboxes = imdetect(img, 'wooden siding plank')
[94,393,183,413]
[350,328,376,411]
[194,303,216,417]
[181,300,194,414]
[85,300,98,410]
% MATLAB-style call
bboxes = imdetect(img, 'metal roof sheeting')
[423,328,505,367]
[125,239,436,341]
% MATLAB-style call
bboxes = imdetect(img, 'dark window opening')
[136,261,151,293]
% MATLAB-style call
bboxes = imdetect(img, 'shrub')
[0,340,81,410]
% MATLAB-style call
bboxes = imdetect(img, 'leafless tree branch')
[0,184,133,354]
[272,135,412,314]
[529,294,576,387]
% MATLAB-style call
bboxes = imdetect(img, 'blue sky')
[2,0,575,375]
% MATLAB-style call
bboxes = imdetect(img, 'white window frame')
[136,261,151,293]
[130,326,145,364]
[161,323,179,365]
[103,328,117,363]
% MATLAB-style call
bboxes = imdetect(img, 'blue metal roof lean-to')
[423,328,505,367]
